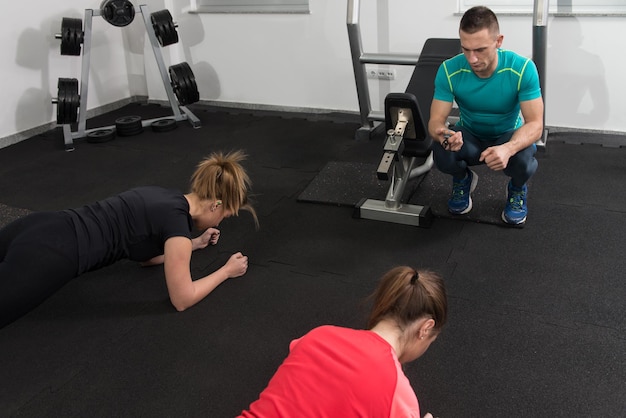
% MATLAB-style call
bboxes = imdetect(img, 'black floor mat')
[0,203,31,229]
[297,161,389,206]
[409,164,533,226]
[298,161,528,226]
[1,103,625,418]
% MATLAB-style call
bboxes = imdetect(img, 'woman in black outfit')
[0,150,257,328]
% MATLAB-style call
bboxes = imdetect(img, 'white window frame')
[190,0,310,14]
[458,0,626,16]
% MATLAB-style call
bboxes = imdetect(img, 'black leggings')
[0,212,79,328]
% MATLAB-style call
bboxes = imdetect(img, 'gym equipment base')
[62,108,199,149]
[354,198,433,227]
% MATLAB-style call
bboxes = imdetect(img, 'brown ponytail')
[367,266,447,332]
[190,150,258,227]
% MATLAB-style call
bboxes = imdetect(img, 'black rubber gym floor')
[0,103,624,417]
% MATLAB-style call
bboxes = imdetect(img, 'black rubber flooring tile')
[297,161,389,206]
[410,297,625,417]
[0,203,30,228]
[1,105,625,418]
[448,206,625,332]
[532,141,626,211]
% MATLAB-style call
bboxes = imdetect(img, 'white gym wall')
[1,0,624,147]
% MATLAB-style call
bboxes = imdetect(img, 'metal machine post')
[346,0,419,140]
[533,0,550,147]
[346,0,373,139]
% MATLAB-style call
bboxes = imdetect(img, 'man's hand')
[437,127,463,152]
[479,144,513,171]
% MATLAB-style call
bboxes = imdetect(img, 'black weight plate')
[168,64,189,105]
[151,10,171,22]
[72,83,81,122]
[68,31,77,56]
[151,10,178,46]
[60,18,72,55]
[180,62,199,104]
[151,118,178,132]
[70,18,84,54]
[152,20,164,43]
[160,22,178,46]
[156,23,169,47]
[66,79,79,124]
[164,20,179,46]
[60,18,82,56]
[169,62,199,105]
[176,65,192,104]
[72,18,84,45]
[56,79,67,124]
[56,78,79,125]
[87,128,116,143]
[101,0,135,27]
[60,29,72,55]
[115,115,143,136]
[115,115,142,126]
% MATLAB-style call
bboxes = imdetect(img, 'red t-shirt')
[238,325,421,418]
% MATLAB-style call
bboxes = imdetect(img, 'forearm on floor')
[172,267,231,311]
[141,255,165,266]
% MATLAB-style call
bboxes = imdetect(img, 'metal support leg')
[347,0,373,139]
[139,5,184,121]
[533,0,550,148]
[76,9,94,139]
[180,106,201,129]
[346,0,420,141]
[355,152,434,227]
[63,124,74,152]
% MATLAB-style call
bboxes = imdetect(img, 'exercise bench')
[354,38,461,227]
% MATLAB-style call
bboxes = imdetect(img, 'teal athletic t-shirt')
[434,49,542,140]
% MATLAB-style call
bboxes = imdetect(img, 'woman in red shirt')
[238,266,447,418]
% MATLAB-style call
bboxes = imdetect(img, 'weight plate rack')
[53,2,201,151]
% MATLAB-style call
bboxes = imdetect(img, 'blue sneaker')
[502,181,528,225]
[448,169,478,215]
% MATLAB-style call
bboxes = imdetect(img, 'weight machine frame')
[60,4,201,151]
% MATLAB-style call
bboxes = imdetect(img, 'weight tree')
[53,0,201,151]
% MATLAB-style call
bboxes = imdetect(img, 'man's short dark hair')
[460,6,500,35]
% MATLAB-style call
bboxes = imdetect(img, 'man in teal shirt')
[428,6,544,225]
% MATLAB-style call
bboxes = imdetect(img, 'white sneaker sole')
[501,211,526,225]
